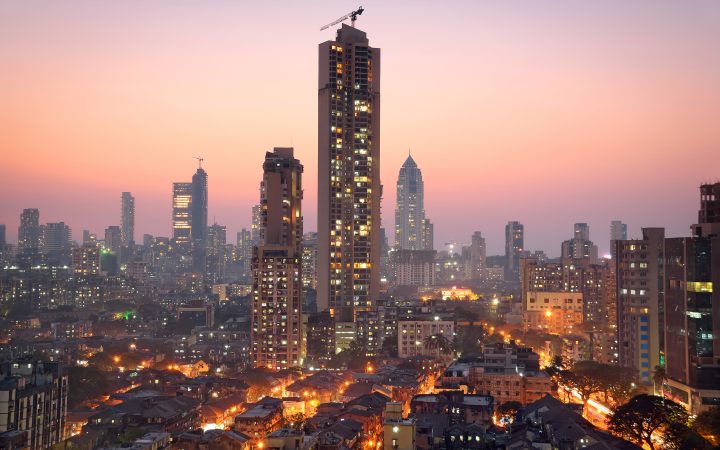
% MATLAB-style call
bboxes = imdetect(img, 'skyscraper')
[614,227,665,385]
[395,154,432,251]
[121,192,135,247]
[505,221,524,279]
[191,166,208,273]
[172,182,193,254]
[251,204,261,245]
[610,220,627,242]
[104,226,121,253]
[469,231,486,280]
[561,223,598,264]
[206,223,226,283]
[318,24,381,313]
[42,222,71,265]
[251,148,303,369]
[18,208,41,255]
[663,182,720,413]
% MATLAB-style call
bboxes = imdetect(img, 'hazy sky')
[2,0,719,256]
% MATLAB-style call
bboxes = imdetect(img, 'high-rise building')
[82,230,97,246]
[206,223,226,283]
[121,192,135,247]
[610,220,627,242]
[251,148,303,369]
[302,232,318,290]
[421,218,434,251]
[561,222,598,265]
[18,208,41,256]
[191,166,208,273]
[237,228,253,279]
[469,231,486,280]
[392,249,436,287]
[104,225,121,253]
[698,182,720,225]
[395,153,432,251]
[505,221,524,279]
[0,224,5,248]
[614,227,665,385]
[72,246,101,276]
[42,222,71,265]
[318,25,381,313]
[172,182,193,254]
[251,204,262,245]
[663,182,720,414]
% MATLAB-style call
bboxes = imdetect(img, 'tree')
[381,333,398,357]
[652,365,666,396]
[694,406,720,446]
[423,333,454,358]
[497,401,522,426]
[455,323,487,356]
[602,365,637,407]
[563,361,607,406]
[608,394,689,450]
[664,422,713,450]
[67,365,111,408]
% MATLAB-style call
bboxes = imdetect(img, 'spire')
[402,151,417,168]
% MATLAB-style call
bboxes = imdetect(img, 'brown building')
[234,397,283,446]
[317,25,381,314]
[251,148,303,370]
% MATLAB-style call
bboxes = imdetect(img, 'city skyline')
[2,1,720,256]
[1,4,720,447]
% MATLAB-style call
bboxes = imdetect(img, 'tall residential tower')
[121,192,135,247]
[317,25,381,314]
[251,148,304,369]
[505,221,524,279]
[191,166,208,273]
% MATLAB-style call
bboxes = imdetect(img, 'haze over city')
[3,0,720,255]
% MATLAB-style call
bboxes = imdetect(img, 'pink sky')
[1,1,719,255]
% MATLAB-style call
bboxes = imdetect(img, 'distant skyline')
[2,1,719,256]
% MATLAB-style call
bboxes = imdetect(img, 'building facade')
[614,227,665,385]
[663,183,720,413]
[395,154,432,251]
[191,167,208,274]
[251,148,304,370]
[172,182,193,255]
[397,319,454,358]
[0,361,68,450]
[392,250,436,287]
[317,24,381,314]
[121,192,135,247]
[505,221,524,280]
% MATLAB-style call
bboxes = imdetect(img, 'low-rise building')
[234,397,283,446]
[397,319,454,358]
[523,291,584,335]
[440,343,553,406]
[382,402,415,450]
[410,392,493,428]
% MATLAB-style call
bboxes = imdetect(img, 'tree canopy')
[608,394,690,450]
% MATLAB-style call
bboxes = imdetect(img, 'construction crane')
[320,6,364,31]
[193,156,204,168]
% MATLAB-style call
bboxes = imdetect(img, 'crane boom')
[320,6,364,31]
